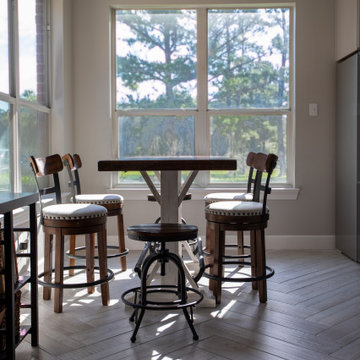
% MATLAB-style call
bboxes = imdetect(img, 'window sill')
[106,187,300,201]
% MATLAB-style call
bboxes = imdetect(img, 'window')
[0,0,50,192]
[113,6,293,186]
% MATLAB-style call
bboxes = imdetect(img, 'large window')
[113,6,293,186]
[0,0,50,192]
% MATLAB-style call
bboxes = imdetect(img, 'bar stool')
[121,223,203,343]
[62,154,128,272]
[203,152,256,262]
[203,153,277,305]
[134,192,196,277]
[29,154,113,313]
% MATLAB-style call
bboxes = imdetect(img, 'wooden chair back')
[29,154,64,223]
[251,152,278,215]
[62,153,83,199]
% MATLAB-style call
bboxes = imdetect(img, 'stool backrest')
[62,153,83,201]
[29,154,64,223]
[245,151,256,195]
[251,152,278,215]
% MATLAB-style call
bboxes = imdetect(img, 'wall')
[65,0,336,249]
[335,0,358,61]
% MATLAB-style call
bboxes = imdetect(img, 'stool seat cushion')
[128,223,198,242]
[205,201,268,217]
[204,192,253,203]
[43,203,107,220]
[75,194,123,204]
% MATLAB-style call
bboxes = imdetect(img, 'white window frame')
[110,4,295,190]
[0,0,51,193]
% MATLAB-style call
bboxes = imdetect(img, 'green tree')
[117,10,196,109]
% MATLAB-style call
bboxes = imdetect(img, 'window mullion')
[195,8,209,186]
[9,0,21,191]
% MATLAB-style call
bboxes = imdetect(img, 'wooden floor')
[15,249,360,360]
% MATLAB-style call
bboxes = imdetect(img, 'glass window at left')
[0,0,50,192]
[0,0,9,94]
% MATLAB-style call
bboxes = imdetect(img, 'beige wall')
[60,0,336,249]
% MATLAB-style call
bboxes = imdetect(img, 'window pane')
[0,101,11,191]
[208,9,289,109]
[0,0,9,94]
[18,0,48,105]
[118,115,194,183]
[115,10,197,110]
[19,107,49,192]
[210,114,287,183]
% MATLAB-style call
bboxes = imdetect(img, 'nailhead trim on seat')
[75,194,123,204]
[205,201,269,216]
[204,192,253,203]
[43,203,107,220]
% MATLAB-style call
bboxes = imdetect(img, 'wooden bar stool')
[203,153,277,305]
[29,154,113,313]
[122,223,203,343]
[203,152,256,261]
[62,154,128,273]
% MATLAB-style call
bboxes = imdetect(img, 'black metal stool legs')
[123,244,202,342]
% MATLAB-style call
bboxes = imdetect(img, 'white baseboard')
[108,234,336,251]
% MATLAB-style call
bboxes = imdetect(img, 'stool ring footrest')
[66,245,129,259]
[38,265,114,289]
[122,285,203,311]
[202,261,274,283]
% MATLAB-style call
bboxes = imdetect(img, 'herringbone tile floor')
[15,249,360,360]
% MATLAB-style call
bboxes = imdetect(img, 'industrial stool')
[122,223,203,343]
[134,193,197,277]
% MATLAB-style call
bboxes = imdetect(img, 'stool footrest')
[122,285,203,311]
[203,261,274,283]
[66,245,129,259]
[38,265,114,289]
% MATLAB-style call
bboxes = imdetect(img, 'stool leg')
[256,229,267,303]
[167,252,199,340]
[85,233,95,294]
[182,308,199,340]
[69,235,76,276]
[237,230,244,256]
[212,224,225,305]
[206,221,215,291]
[130,308,145,343]
[54,229,64,313]
[97,225,110,306]
[43,232,53,301]
[250,230,258,290]
[117,212,127,271]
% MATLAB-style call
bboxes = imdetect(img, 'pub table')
[98,157,237,301]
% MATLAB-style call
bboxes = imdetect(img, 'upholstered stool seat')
[204,192,253,203]
[74,194,123,205]
[42,203,107,220]
[122,223,203,343]
[206,201,269,217]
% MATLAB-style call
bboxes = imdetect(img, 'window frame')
[111,4,295,189]
[0,0,51,192]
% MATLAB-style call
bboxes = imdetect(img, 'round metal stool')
[122,223,203,343]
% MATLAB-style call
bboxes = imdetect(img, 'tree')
[116,9,290,180]
[117,10,196,109]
